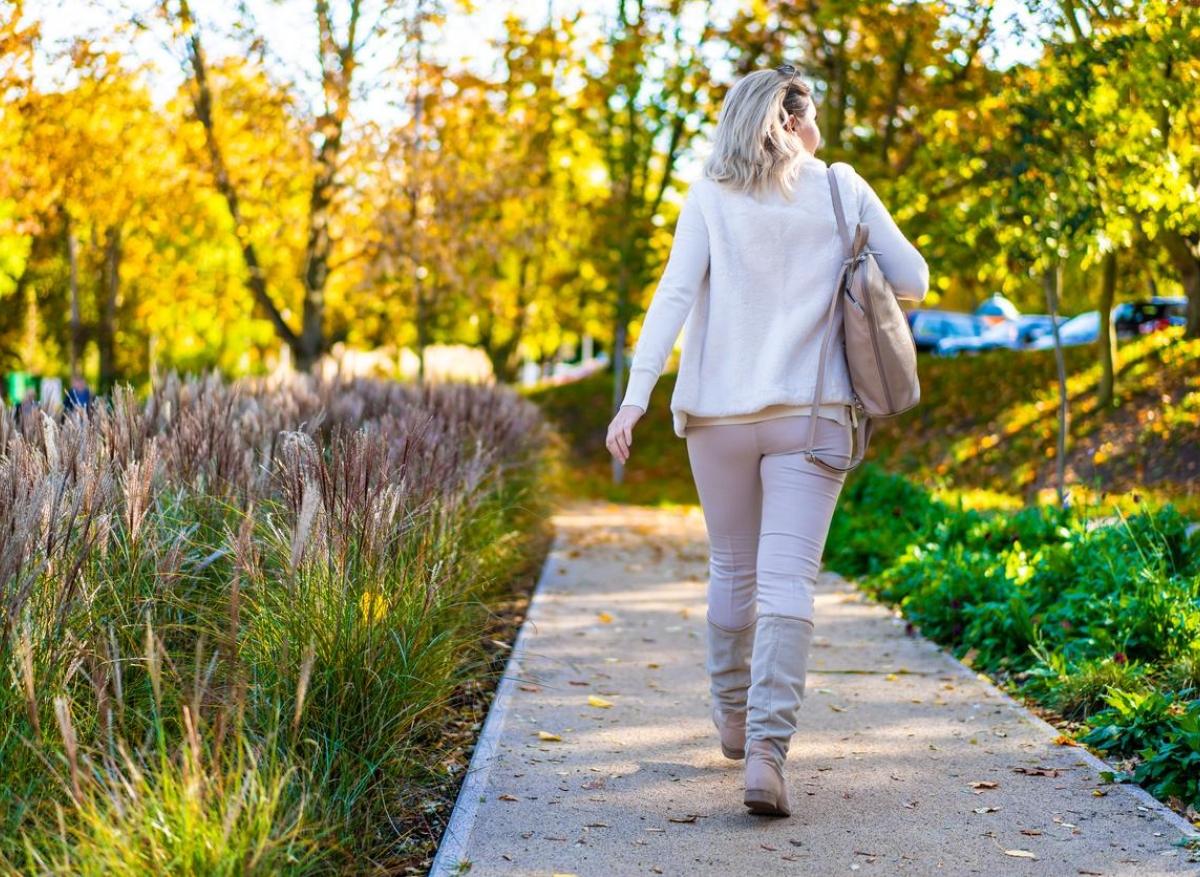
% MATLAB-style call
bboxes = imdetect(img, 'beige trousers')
[685,414,851,629]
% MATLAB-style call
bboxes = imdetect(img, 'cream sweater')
[620,155,930,438]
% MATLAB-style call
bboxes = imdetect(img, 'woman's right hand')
[606,404,644,464]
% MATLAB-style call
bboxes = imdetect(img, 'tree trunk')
[65,213,82,376]
[1161,230,1200,339]
[99,224,122,392]
[1096,250,1117,408]
[175,0,363,371]
[1043,264,1069,508]
[176,0,300,357]
[297,0,364,370]
[414,283,429,385]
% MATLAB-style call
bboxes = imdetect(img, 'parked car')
[1029,310,1101,349]
[935,320,1019,356]
[907,309,988,352]
[1013,314,1069,348]
[974,292,1020,326]
[1112,297,1187,338]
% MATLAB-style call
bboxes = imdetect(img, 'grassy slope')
[524,327,1200,516]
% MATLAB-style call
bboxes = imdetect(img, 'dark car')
[907,309,987,353]
[1113,297,1187,339]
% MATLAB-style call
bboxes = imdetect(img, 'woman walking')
[604,66,929,817]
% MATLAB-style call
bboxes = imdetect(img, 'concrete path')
[432,499,1199,877]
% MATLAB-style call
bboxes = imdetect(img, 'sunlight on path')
[434,499,1198,876]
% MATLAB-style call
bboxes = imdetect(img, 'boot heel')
[743,787,788,816]
[721,741,745,760]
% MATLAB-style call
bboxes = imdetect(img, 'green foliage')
[1086,693,1200,809]
[826,465,1200,809]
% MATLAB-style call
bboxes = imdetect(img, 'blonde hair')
[702,68,815,199]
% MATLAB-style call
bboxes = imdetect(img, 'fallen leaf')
[1051,734,1079,747]
[884,673,898,681]
[973,806,1001,814]
[1091,789,1107,797]
[537,730,563,741]
[969,781,999,790]
[597,611,614,623]
[1020,829,1042,836]
[1003,850,1037,860]
[587,695,614,709]
[518,684,541,692]
[668,814,698,823]
[1012,766,1059,777]
[498,793,518,801]
[830,704,847,712]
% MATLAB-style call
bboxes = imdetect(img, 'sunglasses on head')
[776,63,798,83]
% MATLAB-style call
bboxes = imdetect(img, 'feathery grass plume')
[0,401,13,456]
[15,623,41,737]
[291,641,317,736]
[53,696,82,805]
[289,478,320,574]
[121,440,159,550]
[84,646,114,752]
[39,409,61,473]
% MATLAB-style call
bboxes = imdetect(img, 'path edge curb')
[428,524,564,876]
[855,581,1200,843]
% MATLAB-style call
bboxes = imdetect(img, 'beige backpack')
[803,166,922,473]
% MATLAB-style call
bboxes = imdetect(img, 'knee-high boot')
[704,615,756,759]
[743,613,815,817]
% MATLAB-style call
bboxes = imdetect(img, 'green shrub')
[825,465,1200,809]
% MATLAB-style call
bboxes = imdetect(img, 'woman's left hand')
[606,404,644,464]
